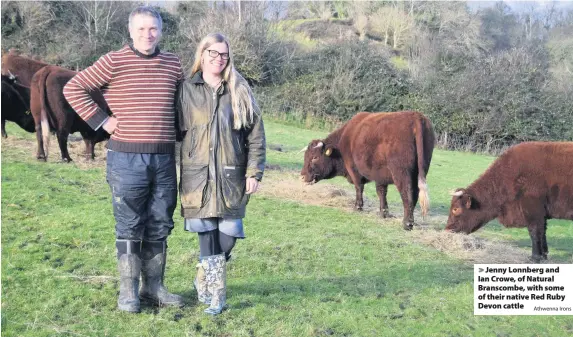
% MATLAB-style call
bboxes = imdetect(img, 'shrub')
[257,41,411,127]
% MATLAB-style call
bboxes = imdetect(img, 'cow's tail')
[38,69,51,158]
[414,114,430,219]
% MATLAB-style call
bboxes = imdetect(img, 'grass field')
[1,121,572,337]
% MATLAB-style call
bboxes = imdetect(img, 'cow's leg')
[527,222,545,263]
[375,182,393,218]
[522,198,547,262]
[392,169,415,230]
[84,138,95,161]
[542,220,548,260]
[35,121,47,161]
[346,167,364,211]
[354,182,364,211]
[56,129,73,162]
[1,119,7,138]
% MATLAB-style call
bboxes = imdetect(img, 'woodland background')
[2,0,572,152]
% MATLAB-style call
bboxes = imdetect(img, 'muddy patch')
[258,170,533,264]
[411,229,531,264]
[1,133,108,170]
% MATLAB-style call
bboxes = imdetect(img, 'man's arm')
[63,53,114,130]
[174,59,186,141]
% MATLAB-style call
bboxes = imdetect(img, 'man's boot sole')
[140,294,185,307]
[118,303,140,313]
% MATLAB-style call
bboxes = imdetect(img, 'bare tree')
[73,1,121,48]
[370,5,415,49]
[348,1,371,41]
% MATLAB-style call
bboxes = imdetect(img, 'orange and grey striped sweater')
[63,45,183,153]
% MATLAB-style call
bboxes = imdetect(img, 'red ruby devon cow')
[301,111,435,230]
[1,52,48,87]
[446,142,573,262]
[1,74,35,137]
[31,65,110,162]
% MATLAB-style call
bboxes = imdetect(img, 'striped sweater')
[63,45,183,153]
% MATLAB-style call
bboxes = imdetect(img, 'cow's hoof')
[402,223,414,231]
[382,211,395,219]
[355,207,363,212]
[37,156,47,162]
[530,255,543,263]
[61,158,73,163]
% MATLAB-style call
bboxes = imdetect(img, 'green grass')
[2,121,572,336]
[264,120,573,262]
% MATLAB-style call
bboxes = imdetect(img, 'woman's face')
[202,42,229,76]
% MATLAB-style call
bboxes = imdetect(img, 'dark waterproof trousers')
[106,150,177,241]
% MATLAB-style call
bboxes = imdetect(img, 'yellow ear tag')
[325,148,332,156]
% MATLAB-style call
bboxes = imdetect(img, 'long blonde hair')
[190,33,259,130]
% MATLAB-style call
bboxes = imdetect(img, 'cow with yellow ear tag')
[445,142,573,262]
[300,111,435,230]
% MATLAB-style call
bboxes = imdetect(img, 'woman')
[176,33,266,315]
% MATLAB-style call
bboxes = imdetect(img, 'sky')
[469,0,573,12]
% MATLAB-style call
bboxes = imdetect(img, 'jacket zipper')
[188,131,194,158]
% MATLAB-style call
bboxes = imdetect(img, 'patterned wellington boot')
[194,260,211,305]
[202,253,227,315]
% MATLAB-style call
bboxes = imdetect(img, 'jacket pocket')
[180,165,209,209]
[222,165,249,210]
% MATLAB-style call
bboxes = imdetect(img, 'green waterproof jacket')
[176,72,266,219]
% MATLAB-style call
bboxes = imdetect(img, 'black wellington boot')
[116,240,142,313]
[139,240,185,307]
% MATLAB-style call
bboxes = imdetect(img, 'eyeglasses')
[207,49,230,60]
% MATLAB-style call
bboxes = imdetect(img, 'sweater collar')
[128,43,160,59]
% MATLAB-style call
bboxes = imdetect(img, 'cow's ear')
[463,194,472,209]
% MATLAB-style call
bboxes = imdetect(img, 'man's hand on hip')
[103,116,118,134]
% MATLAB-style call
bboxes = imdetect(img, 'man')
[63,6,184,313]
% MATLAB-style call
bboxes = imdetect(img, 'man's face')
[129,14,161,55]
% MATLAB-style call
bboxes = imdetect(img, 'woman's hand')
[246,177,260,195]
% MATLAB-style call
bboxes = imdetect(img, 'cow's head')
[445,188,485,234]
[7,70,17,81]
[300,139,339,184]
[1,71,17,83]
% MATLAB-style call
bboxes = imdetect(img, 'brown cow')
[30,65,110,162]
[446,142,573,262]
[301,111,435,230]
[1,74,35,138]
[1,53,49,87]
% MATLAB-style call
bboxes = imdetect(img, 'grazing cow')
[30,65,110,162]
[446,142,573,262]
[1,75,35,138]
[301,111,435,230]
[1,52,49,87]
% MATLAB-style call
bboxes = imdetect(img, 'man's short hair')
[129,6,163,31]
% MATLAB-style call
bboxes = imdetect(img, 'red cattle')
[301,111,435,230]
[1,74,35,137]
[446,142,573,262]
[1,52,48,87]
[30,65,110,162]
